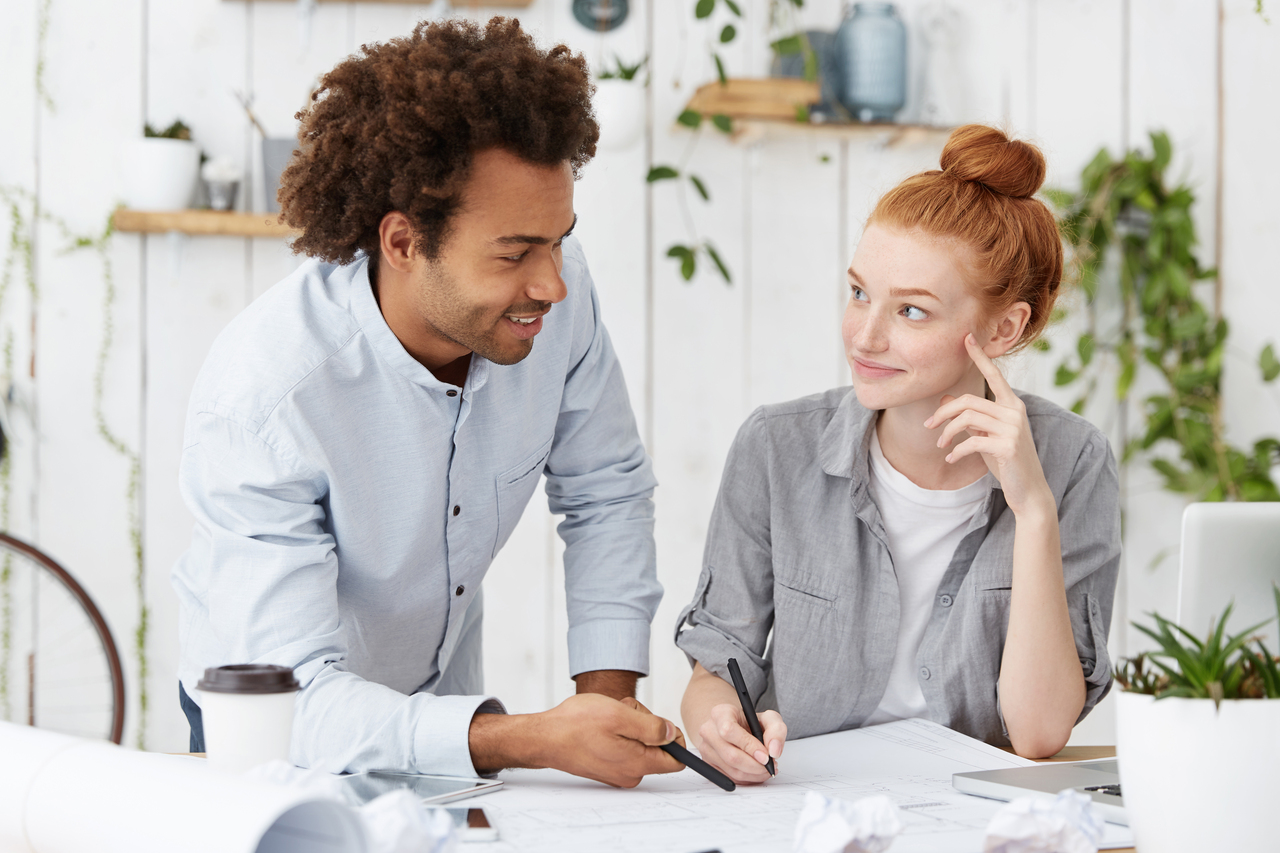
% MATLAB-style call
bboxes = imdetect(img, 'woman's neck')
[874,380,991,492]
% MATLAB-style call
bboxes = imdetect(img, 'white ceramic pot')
[593,78,645,151]
[1115,690,1280,853]
[122,137,200,210]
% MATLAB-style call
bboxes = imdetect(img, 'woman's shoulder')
[741,387,858,438]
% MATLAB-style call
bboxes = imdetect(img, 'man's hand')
[469,693,685,787]
[573,669,640,700]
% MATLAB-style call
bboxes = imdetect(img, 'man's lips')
[851,357,903,379]
[503,313,545,340]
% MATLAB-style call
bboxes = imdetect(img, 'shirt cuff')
[411,694,507,777]
[567,619,651,678]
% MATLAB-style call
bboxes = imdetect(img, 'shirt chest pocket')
[492,437,554,559]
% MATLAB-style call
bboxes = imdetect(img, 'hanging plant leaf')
[646,165,680,182]
[1077,333,1095,366]
[667,244,697,280]
[689,175,710,201]
[724,0,742,15]
[770,34,805,55]
[695,0,715,19]
[677,109,703,128]
[714,53,728,85]
[720,24,737,43]
[711,114,733,133]
[705,243,732,284]
[1261,344,1280,382]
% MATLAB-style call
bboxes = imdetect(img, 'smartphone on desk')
[447,806,498,842]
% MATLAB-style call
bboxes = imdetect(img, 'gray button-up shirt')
[173,238,659,776]
[675,387,1120,746]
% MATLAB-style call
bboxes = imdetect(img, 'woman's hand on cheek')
[924,334,1055,518]
[695,704,787,785]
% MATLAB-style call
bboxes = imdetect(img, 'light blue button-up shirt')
[172,238,660,776]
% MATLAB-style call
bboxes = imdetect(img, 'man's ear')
[981,302,1032,357]
[378,211,418,274]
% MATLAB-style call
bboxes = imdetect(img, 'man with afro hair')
[172,17,683,787]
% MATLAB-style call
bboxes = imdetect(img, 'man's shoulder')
[191,257,366,430]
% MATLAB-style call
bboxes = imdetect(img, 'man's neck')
[370,256,471,388]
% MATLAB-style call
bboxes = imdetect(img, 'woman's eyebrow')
[889,286,940,301]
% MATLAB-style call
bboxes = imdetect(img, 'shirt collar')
[349,255,491,394]
[818,388,877,482]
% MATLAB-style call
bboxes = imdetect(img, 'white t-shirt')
[862,426,991,726]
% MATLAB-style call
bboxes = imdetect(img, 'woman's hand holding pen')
[695,702,787,784]
[925,334,1054,519]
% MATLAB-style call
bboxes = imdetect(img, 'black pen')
[659,740,736,792]
[727,657,775,776]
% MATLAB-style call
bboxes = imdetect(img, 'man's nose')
[527,250,568,304]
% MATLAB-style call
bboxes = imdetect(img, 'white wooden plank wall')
[1,0,1276,753]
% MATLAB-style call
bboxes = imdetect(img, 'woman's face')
[841,224,989,412]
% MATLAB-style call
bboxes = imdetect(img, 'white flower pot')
[593,78,645,151]
[1115,690,1280,853]
[122,137,200,210]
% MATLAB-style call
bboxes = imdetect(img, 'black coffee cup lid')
[197,664,300,694]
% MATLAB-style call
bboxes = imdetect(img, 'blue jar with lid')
[834,3,907,123]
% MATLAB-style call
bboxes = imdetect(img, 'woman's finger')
[945,434,1002,464]
[927,393,1010,430]
[964,334,1018,405]
[937,410,1010,450]
[759,710,788,759]
[698,719,773,782]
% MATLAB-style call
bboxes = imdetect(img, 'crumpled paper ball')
[360,789,458,853]
[245,760,458,853]
[983,788,1104,853]
[793,791,904,853]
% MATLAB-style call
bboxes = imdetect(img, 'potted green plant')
[593,54,647,151]
[1113,585,1280,853]
[122,120,201,210]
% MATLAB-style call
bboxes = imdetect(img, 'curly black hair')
[278,17,598,263]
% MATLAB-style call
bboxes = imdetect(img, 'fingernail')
[754,750,769,765]
[945,453,953,463]
[665,721,675,742]
[923,418,932,428]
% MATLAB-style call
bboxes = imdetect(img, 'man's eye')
[902,305,928,320]
[504,252,526,262]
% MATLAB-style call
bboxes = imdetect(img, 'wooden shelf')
[683,78,952,146]
[112,209,297,239]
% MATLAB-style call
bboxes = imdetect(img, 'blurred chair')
[1177,502,1280,648]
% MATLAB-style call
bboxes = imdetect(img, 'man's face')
[411,148,575,366]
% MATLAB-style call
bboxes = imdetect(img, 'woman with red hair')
[676,125,1121,783]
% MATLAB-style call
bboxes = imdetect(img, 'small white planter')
[593,78,645,151]
[122,137,200,210]
[1116,690,1280,853]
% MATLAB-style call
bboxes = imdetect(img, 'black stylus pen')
[660,740,736,791]
[727,657,775,776]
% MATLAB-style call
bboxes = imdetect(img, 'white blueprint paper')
[468,718,1134,853]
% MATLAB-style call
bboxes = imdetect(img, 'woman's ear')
[981,302,1031,357]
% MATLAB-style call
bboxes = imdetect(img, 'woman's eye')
[851,287,868,302]
[902,305,928,320]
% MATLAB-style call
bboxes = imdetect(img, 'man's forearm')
[574,669,640,700]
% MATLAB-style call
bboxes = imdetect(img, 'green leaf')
[667,244,696,280]
[720,24,737,43]
[1151,131,1172,173]
[1260,343,1280,382]
[646,165,679,182]
[1031,338,1051,352]
[711,113,733,133]
[1043,188,1075,209]
[689,174,710,201]
[794,103,810,123]
[1077,333,1095,366]
[1054,364,1079,386]
[677,109,703,128]
[705,242,732,284]
[818,153,831,164]
[724,0,742,15]
[714,53,728,85]
[695,0,715,19]
[770,34,805,55]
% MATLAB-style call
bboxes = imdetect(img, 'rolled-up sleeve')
[674,408,776,702]
[544,260,662,677]
[1057,430,1122,719]
[178,412,503,775]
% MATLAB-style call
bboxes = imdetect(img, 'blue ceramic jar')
[834,3,907,123]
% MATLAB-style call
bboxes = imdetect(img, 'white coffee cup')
[197,664,300,775]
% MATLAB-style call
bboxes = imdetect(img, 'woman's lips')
[852,357,903,379]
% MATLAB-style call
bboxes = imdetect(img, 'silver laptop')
[952,759,1126,825]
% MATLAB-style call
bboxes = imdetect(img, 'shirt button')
[455,585,465,596]
[938,594,954,607]
[446,390,458,397]
[452,505,460,516]
[920,667,931,681]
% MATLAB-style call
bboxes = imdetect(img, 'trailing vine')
[1048,132,1280,501]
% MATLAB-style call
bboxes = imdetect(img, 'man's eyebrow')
[493,214,577,246]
